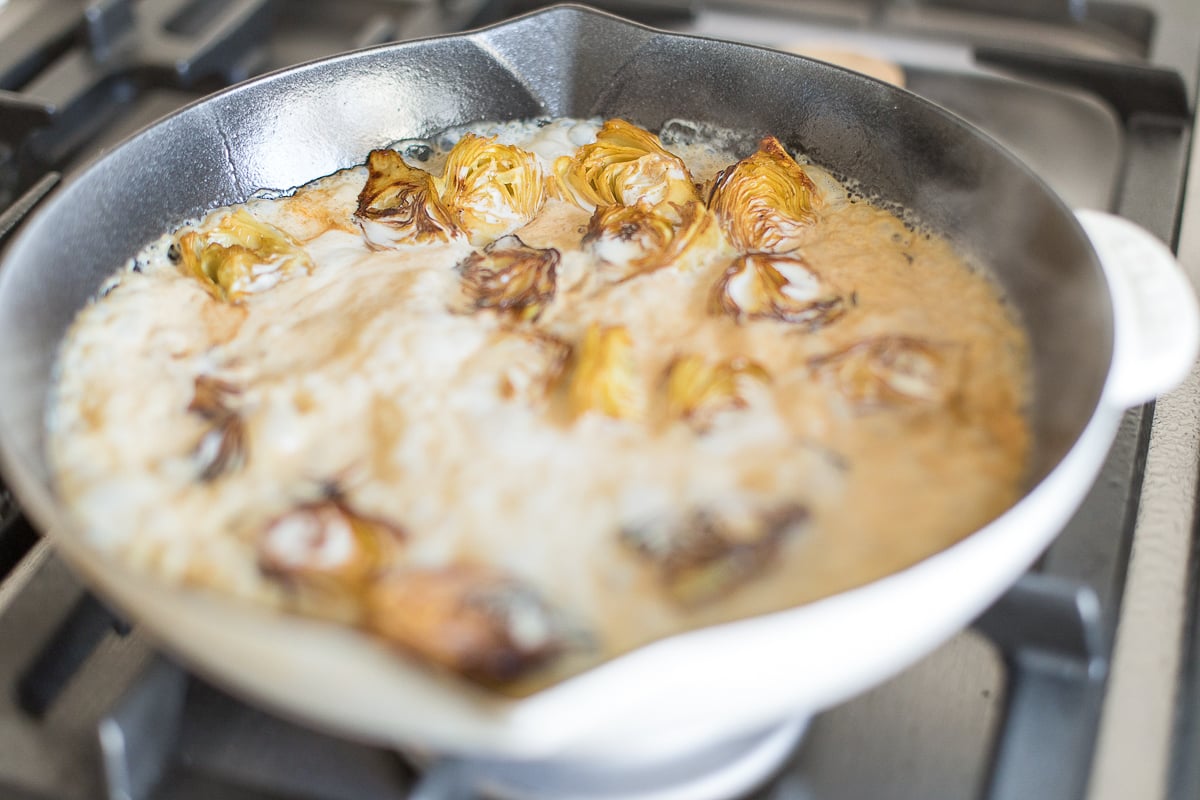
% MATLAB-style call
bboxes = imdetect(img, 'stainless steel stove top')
[0,2,1197,799]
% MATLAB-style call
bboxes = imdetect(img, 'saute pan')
[0,3,1195,768]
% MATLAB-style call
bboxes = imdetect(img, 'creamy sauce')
[47,118,1030,691]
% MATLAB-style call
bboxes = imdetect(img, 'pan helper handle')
[1076,210,1200,409]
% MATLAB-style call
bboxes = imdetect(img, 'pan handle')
[1076,210,1200,409]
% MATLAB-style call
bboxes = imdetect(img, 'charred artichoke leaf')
[188,375,246,481]
[441,134,548,246]
[807,335,951,411]
[364,566,575,687]
[566,323,641,421]
[583,200,716,280]
[621,504,809,607]
[354,148,461,249]
[554,119,699,212]
[258,501,405,596]
[176,209,314,302]
[458,235,558,321]
[706,136,819,253]
[711,252,846,329]
[664,355,768,430]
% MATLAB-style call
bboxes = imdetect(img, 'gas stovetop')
[0,2,1198,799]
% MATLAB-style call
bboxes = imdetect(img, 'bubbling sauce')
[48,118,1030,693]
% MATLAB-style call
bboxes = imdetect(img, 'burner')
[410,721,808,800]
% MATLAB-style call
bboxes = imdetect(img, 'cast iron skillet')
[0,4,1192,760]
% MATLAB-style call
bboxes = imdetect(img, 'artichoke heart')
[554,119,699,212]
[364,565,575,687]
[565,323,642,421]
[706,136,819,253]
[621,504,809,607]
[583,200,717,280]
[441,134,548,245]
[664,355,768,430]
[257,501,405,599]
[176,209,314,302]
[711,252,846,329]
[355,148,461,249]
[807,335,953,411]
[458,235,558,321]
[187,375,246,481]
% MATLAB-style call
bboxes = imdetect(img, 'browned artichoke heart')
[458,235,558,321]
[706,136,819,253]
[711,252,846,329]
[555,118,699,211]
[583,200,714,280]
[664,355,768,430]
[565,323,641,421]
[176,209,313,302]
[364,566,574,687]
[187,375,245,481]
[258,501,404,595]
[621,505,809,607]
[808,335,952,410]
[440,134,547,246]
[354,148,460,249]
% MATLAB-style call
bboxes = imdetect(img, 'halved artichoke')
[621,504,809,607]
[364,565,575,687]
[663,355,768,430]
[710,252,846,329]
[583,200,717,280]
[457,235,559,321]
[354,148,460,249]
[441,134,548,246]
[807,335,952,411]
[705,136,819,253]
[555,119,699,212]
[257,501,405,597]
[176,209,314,302]
[187,375,246,481]
[565,323,642,421]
